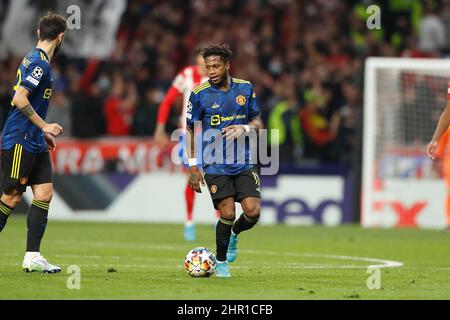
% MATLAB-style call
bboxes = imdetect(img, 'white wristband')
[188,158,198,167]
[243,125,250,133]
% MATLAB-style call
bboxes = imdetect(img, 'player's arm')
[154,74,183,148]
[156,86,181,128]
[222,85,263,140]
[12,86,62,137]
[222,117,263,140]
[186,93,205,193]
[427,90,450,160]
[186,125,205,193]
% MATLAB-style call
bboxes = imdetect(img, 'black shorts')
[204,169,261,210]
[0,144,52,194]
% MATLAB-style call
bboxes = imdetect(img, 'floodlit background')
[1,0,450,301]
[0,0,449,227]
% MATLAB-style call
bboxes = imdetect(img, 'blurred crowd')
[0,0,449,166]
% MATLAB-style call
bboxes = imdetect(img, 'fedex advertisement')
[22,139,355,225]
[260,175,352,226]
[363,179,447,229]
[362,152,448,229]
[42,173,352,225]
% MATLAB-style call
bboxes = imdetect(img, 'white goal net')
[362,58,450,229]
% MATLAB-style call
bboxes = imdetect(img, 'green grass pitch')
[0,216,449,299]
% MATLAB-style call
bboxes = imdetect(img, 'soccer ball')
[184,247,216,277]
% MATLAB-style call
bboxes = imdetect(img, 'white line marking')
[0,249,403,270]
[239,249,403,268]
[1,238,404,269]
[305,253,403,269]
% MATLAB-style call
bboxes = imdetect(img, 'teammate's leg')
[0,146,28,232]
[182,134,197,241]
[445,159,450,230]
[184,180,196,241]
[22,183,60,273]
[185,182,195,223]
[0,202,12,232]
[0,190,23,232]
[22,152,60,273]
[446,191,450,229]
[26,183,52,254]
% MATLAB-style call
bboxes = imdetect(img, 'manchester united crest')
[236,95,246,106]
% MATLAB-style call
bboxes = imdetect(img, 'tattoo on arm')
[19,104,35,118]
[186,127,195,158]
[189,172,197,184]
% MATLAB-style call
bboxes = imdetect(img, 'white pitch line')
[55,254,121,260]
[303,253,403,269]
[0,241,404,269]
[49,240,185,251]
[0,255,403,271]
[0,262,396,270]
[240,249,403,269]
[1,262,176,269]
[0,240,403,268]
[22,239,404,269]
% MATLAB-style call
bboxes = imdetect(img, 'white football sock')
[24,252,40,261]
[185,221,194,227]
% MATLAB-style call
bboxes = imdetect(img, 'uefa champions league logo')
[31,66,43,79]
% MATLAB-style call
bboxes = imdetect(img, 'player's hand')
[426,140,438,160]
[222,125,246,140]
[44,133,56,151]
[188,166,205,193]
[154,124,169,149]
[43,123,63,137]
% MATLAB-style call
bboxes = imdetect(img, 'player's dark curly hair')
[201,43,233,63]
[38,12,67,41]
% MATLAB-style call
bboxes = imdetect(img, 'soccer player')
[186,44,263,277]
[0,12,66,273]
[432,129,450,229]
[427,81,450,229]
[154,48,219,241]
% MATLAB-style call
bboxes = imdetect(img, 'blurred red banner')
[50,138,178,174]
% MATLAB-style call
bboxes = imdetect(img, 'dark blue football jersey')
[186,78,261,175]
[2,48,52,153]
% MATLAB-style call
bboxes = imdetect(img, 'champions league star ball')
[184,247,217,277]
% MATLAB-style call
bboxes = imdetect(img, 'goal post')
[362,58,450,229]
